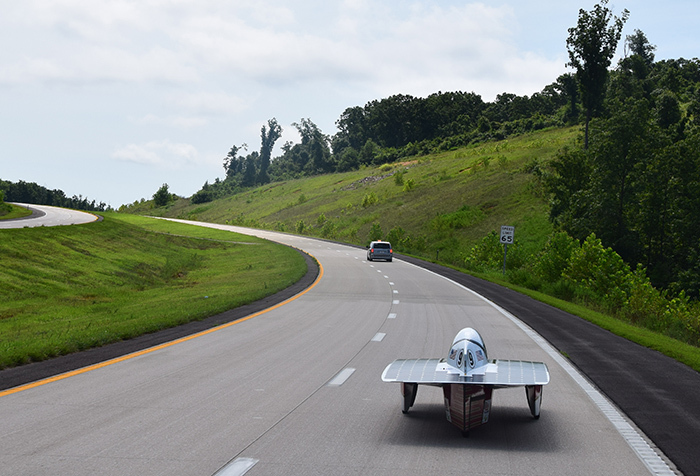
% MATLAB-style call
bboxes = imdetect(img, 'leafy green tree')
[153,183,171,207]
[654,90,681,129]
[258,118,282,184]
[555,73,580,122]
[297,118,333,173]
[0,190,10,216]
[359,139,379,165]
[241,152,259,187]
[336,147,359,172]
[625,29,655,65]
[223,144,247,179]
[335,106,367,151]
[566,0,629,148]
[586,98,651,257]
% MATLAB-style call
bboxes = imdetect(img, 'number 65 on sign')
[500,226,515,244]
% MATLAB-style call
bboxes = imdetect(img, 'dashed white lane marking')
[372,333,386,342]
[388,313,397,319]
[327,368,356,387]
[212,457,258,476]
[392,300,399,304]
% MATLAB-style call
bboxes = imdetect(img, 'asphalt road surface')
[0,220,684,476]
[0,203,98,228]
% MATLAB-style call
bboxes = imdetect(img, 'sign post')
[499,226,515,275]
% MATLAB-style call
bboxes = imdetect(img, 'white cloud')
[133,114,208,129]
[2,0,564,98]
[111,140,202,168]
[171,91,251,115]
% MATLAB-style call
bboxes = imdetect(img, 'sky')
[2,1,699,208]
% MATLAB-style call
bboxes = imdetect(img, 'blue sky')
[1,1,699,207]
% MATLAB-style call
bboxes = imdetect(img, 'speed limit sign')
[500,226,515,244]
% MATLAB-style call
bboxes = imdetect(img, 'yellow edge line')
[0,257,324,398]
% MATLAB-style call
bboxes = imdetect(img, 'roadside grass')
[465,269,700,373]
[150,126,577,264]
[0,203,33,220]
[0,213,307,369]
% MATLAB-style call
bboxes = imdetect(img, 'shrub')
[534,232,579,282]
[362,192,378,208]
[431,205,485,232]
[368,223,383,242]
[153,183,171,207]
[463,231,505,271]
[321,221,336,238]
[564,233,633,311]
[191,189,213,204]
[463,231,528,272]
[385,226,407,250]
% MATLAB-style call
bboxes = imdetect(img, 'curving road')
[0,221,679,475]
[0,203,98,228]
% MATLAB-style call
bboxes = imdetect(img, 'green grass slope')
[150,127,578,266]
[0,214,307,368]
[0,203,33,220]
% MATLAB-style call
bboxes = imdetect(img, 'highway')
[0,203,98,228]
[0,220,676,475]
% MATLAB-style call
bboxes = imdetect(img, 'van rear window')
[374,243,391,249]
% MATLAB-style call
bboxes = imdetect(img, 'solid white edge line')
[402,261,676,476]
[212,457,258,476]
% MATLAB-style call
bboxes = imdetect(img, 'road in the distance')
[0,223,674,475]
[0,203,98,228]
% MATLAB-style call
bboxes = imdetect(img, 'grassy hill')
[140,126,578,267]
[0,214,307,369]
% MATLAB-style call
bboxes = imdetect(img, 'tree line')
[545,1,700,298]
[0,180,107,212]
[192,82,576,204]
